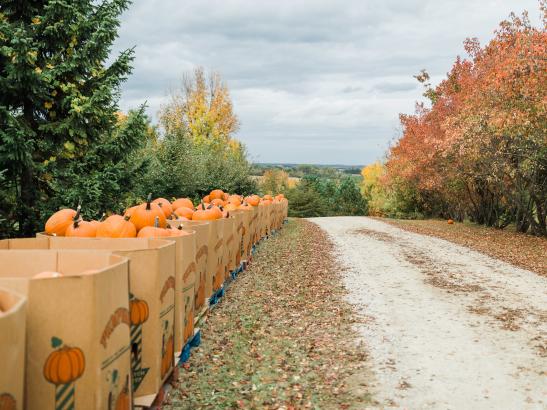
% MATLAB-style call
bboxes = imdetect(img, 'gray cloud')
[112,0,540,165]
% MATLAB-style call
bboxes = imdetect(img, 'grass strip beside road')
[166,218,370,409]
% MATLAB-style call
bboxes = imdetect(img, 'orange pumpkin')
[0,393,16,410]
[224,203,238,212]
[65,219,97,237]
[174,206,194,220]
[172,198,194,211]
[227,195,241,206]
[192,207,217,221]
[123,205,139,218]
[130,194,166,231]
[202,195,211,203]
[209,189,224,201]
[96,215,137,238]
[210,198,225,207]
[161,335,174,377]
[43,345,86,385]
[152,198,173,219]
[263,194,273,201]
[129,299,149,325]
[245,195,260,206]
[137,225,171,238]
[447,219,454,224]
[208,205,223,219]
[45,208,77,236]
[115,379,130,410]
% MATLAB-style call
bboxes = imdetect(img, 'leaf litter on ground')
[380,218,546,277]
[165,219,373,409]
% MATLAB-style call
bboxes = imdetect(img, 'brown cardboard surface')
[169,220,209,311]
[222,217,236,278]
[1,237,176,402]
[0,287,26,410]
[0,250,131,410]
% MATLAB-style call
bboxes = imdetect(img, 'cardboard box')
[0,249,131,410]
[249,206,260,246]
[169,230,196,356]
[0,287,26,410]
[229,211,245,267]
[2,237,176,406]
[169,220,209,311]
[207,219,225,293]
[222,216,236,279]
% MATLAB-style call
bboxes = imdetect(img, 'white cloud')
[112,0,541,164]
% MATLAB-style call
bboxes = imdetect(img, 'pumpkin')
[129,299,149,325]
[224,203,238,212]
[263,194,273,201]
[123,205,139,218]
[192,207,217,221]
[152,198,173,219]
[227,195,242,206]
[96,215,137,238]
[33,271,63,279]
[210,198,225,207]
[208,205,223,219]
[261,199,272,205]
[174,206,194,220]
[0,393,16,410]
[202,195,211,203]
[209,189,224,201]
[137,226,170,238]
[130,193,166,231]
[245,195,260,206]
[45,208,77,236]
[115,380,130,410]
[161,335,174,377]
[447,219,454,224]
[43,345,85,385]
[172,198,194,211]
[238,202,253,210]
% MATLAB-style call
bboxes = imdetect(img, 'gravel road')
[310,216,546,410]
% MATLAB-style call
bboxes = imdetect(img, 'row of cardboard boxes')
[0,200,288,410]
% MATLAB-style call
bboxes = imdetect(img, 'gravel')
[310,216,547,410]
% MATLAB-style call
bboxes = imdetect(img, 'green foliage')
[287,175,367,218]
[0,0,150,236]
[138,129,257,201]
[335,176,368,216]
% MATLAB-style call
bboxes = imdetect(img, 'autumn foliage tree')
[383,3,546,235]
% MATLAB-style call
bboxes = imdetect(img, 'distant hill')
[250,162,363,178]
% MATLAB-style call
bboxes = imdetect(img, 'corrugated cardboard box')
[0,249,131,410]
[0,287,26,410]
[2,237,176,406]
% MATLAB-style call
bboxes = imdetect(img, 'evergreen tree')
[335,176,368,216]
[0,0,148,236]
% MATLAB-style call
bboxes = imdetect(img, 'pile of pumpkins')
[44,190,286,238]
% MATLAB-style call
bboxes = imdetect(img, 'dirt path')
[310,216,546,410]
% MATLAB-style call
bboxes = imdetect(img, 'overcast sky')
[112,0,540,165]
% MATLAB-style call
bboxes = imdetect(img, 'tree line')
[0,1,255,238]
[362,4,546,235]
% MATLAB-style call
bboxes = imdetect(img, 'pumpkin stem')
[146,193,152,210]
[73,204,82,225]
[99,212,106,222]
[124,215,131,222]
